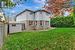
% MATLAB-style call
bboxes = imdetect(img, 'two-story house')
[8,9,51,33]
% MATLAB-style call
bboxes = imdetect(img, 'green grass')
[2,28,75,50]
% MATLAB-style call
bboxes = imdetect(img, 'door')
[8,24,9,34]
[22,24,25,30]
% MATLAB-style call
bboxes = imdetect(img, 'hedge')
[51,16,74,27]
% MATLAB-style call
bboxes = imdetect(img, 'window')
[29,21,33,25]
[46,13,49,16]
[35,21,37,25]
[12,24,16,26]
[45,21,49,26]
[30,12,33,15]
[40,21,42,25]
[40,12,42,14]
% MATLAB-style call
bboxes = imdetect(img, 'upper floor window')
[40,12,42,14]
[46,13,49,16]
[30,12,33,15]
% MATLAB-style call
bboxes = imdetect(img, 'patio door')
[22,24,25,30]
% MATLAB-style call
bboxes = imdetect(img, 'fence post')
[0,23,4,48]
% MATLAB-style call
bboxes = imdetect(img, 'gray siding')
[9,23,22,33]
[16,11,34,21]
[14,10,51,31]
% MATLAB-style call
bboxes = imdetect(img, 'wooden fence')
[0,22,7,48]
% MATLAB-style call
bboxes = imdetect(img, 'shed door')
[0,24,4,47]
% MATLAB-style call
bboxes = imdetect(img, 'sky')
[3,0,75,17]
[3,0,46,17]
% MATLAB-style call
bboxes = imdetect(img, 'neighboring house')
[8,9,51,33]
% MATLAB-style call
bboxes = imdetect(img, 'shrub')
[51,16,74,27]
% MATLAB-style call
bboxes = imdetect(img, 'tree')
[71,0,75,16]
[45,0,71,16]
[0,0,15,8]
[10,0,27,5]
[0,0,28,7]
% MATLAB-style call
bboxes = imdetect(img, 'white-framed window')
[40,20,42,26]
[30,12,33,15]
[46,13,49,16]
[29,21,33,25]
[40,12,42,14]
[12,24,16,26]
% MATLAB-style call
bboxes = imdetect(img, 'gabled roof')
[16,9,50,17]
[16,9,34,17]
[35,10,50,14]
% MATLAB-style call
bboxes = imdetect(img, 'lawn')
[2,28,75,50]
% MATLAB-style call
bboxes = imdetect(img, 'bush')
[51,16,74,27]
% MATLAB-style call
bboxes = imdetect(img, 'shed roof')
[9,21,25,24]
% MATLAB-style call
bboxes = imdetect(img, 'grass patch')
[2,28,75,50]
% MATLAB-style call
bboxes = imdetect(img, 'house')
[8,9,51,33]
[16,9,51,30]
[0,12,7,47]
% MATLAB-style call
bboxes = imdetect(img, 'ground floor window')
[35,21,37,25]
[45,21,49,26]
[40,20,42,26]
[29,21,33,25]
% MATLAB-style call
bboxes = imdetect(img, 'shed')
[8,21,24,33]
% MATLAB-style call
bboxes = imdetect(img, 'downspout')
[33,12,36,30]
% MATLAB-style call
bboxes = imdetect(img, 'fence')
[0,22,7,48]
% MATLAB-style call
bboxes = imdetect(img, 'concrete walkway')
[23,27,55,32]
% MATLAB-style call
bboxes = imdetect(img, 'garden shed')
[8,21,24,33]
